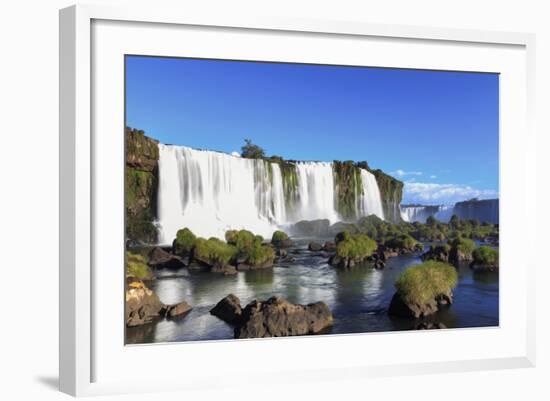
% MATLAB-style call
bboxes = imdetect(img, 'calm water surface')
[126,239,499,344]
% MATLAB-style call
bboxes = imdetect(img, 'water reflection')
[128,240,499,344]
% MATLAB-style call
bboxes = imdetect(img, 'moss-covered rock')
[470,246,499,271]
[271,230,293,248]
[449,237,476,263]
[330,232,377,268]
[173,228,197,256]
[389,261,458,318]
[125,127,159,243]
[126,251,154,280]
[421,243,451,262]
[384,234,421,253]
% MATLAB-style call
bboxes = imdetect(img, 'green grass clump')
[193,238,238,265]
[472,246,499,265]
[271,230,289,243]
[335,233,377,260]
[384,233,419,250]
[449,236,476,257]
[126,251,152,279]
[395,261,458,306]
[246,244,275,265]
[173,227,197,255]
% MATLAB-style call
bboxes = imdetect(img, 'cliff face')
[453,198,499,224]
[125,127,159,243]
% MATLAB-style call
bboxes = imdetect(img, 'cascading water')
[292,162,340,223]
[357,169,385,220]
[156,144,387,244]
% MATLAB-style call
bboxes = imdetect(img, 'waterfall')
[357,169,385,219]
[157,145,281,243]
[400,205,446,223]
[156,144,387,244]
[292,162,339,223]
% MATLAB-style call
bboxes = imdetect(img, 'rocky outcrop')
[125,280,192,327]
[210,295,333,338]
[210,294,242,324]
[236,297,333,338]
[415,321,447,330]
[421,244,451,263]
[148,247,186,269]
[388,291,453,319]
[125,127,159,244]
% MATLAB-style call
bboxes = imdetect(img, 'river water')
[126,239,499,344]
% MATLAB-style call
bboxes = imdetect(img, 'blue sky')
[125,56,499,205]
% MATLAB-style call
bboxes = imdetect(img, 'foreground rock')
[148,247,187,268]
[236,297,333,338]
[210,295,334,338]
[125,280,192,326]
[388,261,457,319]
[415,322,447,330]
[210,294,242,324]
[389,292,453,319]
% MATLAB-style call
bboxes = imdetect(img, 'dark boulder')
[388,291,453,319]
[470,261,499,272]
[210,294,243,324]
[148,247,186,269]
[323,241,336,252]
[210,263,238,275]
[235,296,333,338]
[162,301,192,319]
[308,242,323,252]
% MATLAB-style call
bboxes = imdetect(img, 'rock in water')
[126,279,192,326]
[162,301,192,318]
[235,296,333,338]
[210,294,243,324]
[125,280,164,327]
[148,247,186,268]
[388,291,453,319]
[308,242,323,251]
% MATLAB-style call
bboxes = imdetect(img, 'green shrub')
[271,230,289,243]
[336,233,377,259]
[126,251,152,279]
[193,238,238,265]
[246,245,275,265]
[173,227,196,255]
[449,237,476,257]
[384,233,419,250]
[395,261,458,306]
[472,246,499,265]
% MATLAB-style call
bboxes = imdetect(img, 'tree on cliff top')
[241,139,265,159]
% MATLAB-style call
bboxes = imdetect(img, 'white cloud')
[403,182,498,205]
[430,175,437,179]
[392,169,423,177]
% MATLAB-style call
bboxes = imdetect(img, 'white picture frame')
[59,3,536,397]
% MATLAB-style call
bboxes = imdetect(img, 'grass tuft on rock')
[335,233,377,260]
[271,230,289,243]
[395,261,458,306]
[194,238,238,265]
[173,227,197,255]
[126,251,152,279]
[472,246,499,265]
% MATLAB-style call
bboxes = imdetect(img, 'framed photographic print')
[60,4,536,397]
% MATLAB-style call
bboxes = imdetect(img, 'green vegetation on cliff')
[333,161,363,220]
[368,168,403,223]
[125,127,159,243]
[395,261,457,306]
